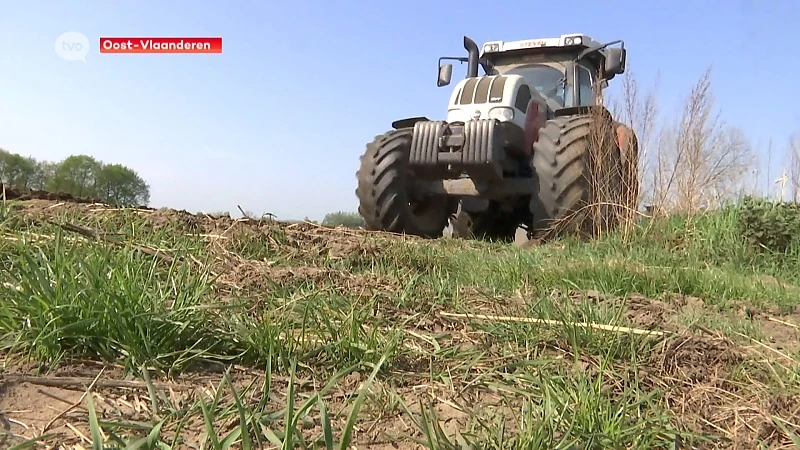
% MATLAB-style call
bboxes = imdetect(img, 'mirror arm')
[438,56,469,65]
[576,39,623,61]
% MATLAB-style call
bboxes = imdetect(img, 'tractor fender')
[522,100,547,156]
[554,105,615,123]
[613,122,639,155]
[613,121,641,212]
[391,116,430,130]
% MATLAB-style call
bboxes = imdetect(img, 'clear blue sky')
[1,0,798,220]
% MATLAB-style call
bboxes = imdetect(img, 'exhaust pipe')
[463,36,479,78]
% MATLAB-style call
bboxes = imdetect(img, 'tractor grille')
[458,76,506,105]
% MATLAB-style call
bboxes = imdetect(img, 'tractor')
[355,33,639,242]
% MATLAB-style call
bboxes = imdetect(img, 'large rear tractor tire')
[451,202,518,243]
[613,121,640,220]
[356,128,449,238]
[528,114,623,238]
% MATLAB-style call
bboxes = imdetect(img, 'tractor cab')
[437,33,627,115]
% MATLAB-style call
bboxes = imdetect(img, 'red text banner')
[99,37,222,54]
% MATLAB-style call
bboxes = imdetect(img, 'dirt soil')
[1,191,799,449]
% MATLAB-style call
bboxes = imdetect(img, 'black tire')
[613,121,640,218]
[528,114,622,238]
[356,128,449,238]
[451,203,518,242]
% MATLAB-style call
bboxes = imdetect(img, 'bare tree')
[617,68,661,209]
[650,68,755,212]
[603,65,664,218]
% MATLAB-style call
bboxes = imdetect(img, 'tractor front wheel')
[356,128,449,238]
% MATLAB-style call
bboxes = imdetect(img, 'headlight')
[446,108,468,123]
[565,36,583,46]
[488,107,514,121]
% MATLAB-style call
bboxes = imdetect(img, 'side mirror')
[437,63,453,87]
[604,48,626,79]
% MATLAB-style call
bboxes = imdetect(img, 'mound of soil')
[1,183,106,204]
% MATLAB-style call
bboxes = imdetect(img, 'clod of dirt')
[664,293,706,311]
[623,295,672,328]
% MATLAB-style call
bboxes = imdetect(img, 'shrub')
[737,196,800,253]
[322,211,365,229]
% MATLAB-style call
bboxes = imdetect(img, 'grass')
[1,198,799,449]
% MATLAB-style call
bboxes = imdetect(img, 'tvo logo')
[55,32,90,61]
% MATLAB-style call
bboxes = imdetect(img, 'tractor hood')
[446,74,532,130]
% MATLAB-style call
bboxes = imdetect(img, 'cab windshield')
[492,63,566,107]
